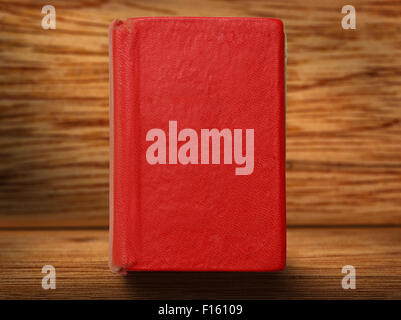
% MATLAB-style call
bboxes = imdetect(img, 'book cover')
[109,17,286,273]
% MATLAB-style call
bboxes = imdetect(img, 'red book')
[109,17,286,273]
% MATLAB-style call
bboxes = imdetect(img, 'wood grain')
[0,0,401,226]
[0,227,400,299]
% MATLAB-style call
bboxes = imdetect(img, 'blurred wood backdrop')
[0,0,401,300]
[1,0,400,227]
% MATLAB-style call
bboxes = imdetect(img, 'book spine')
[108,20,128,274]
[109,19,142,274]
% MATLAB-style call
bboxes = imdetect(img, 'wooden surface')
[0,0,400,299]
[0,227,400,299]
[0,0,400,227]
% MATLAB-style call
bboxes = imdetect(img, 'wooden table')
[0,0,400,299]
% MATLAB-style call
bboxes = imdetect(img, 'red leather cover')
[109,17,286,273]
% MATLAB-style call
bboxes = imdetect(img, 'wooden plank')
[0,0,400,226]
[0,227,400,299]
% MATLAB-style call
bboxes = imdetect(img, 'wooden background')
[0,0,400,299]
